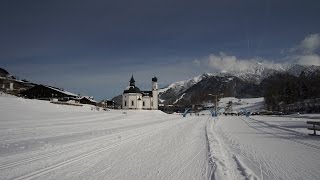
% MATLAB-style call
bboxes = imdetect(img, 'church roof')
[123,86,141,94]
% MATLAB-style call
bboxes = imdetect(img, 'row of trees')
[263,70,320,110]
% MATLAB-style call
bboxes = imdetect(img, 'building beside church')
[122,75,158,110]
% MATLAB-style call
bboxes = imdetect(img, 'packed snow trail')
[0,97,209,180]
[209,115,320,180]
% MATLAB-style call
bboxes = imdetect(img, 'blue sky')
[1,0,320,100]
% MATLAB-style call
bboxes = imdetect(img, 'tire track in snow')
[240,116,320,151]
[158,119,207,180]
[175,149,205,179]
[176,119,207,180]
[0,118,171,154]
[0,113,116,129]
[208,117,261,180]
[18,114,124,129]
[10,118,185,180]
[1,129,139,170]
[205,117,218,180]
[159,138,201,180]
[0,117,179,171]
[226,117,280,179]
[0,113,142,143]
[235,116,320,179]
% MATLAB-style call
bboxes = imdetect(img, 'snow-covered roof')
[83,97,97,103]
[73,96,97,103]
[45,85,78,97]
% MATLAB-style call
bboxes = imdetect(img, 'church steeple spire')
[130,74,135,86]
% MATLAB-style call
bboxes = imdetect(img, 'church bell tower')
[152,76,158,110]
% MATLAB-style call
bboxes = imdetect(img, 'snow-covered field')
[1,96,320,180]
[218,97,265,112]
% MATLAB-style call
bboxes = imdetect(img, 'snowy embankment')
[0,96,209,180]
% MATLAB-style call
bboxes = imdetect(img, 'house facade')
[122,75,158,110]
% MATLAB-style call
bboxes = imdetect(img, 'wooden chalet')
[20,84,77,100]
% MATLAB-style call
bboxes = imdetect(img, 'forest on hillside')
[262,70,320,112]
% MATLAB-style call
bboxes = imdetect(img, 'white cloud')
[281,33,320,66]
[208,53,254,72]
[296,54,320,66]
[197,52,284,72]
[284,33,320,66]
[300,33,320,54]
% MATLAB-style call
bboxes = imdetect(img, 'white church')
[122,75,158,110]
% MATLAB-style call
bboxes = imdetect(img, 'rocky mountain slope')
[159,64,320,105]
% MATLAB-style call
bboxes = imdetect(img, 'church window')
[131,101,134,106]
[124,101,127,106]
[143,101,145,106]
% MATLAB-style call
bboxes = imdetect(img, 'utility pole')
[208,93,223,117]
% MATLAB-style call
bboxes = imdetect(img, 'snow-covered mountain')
[159,73,213,94]
[213,62,286,84]
[213,63,320,84]
[159,63,320,105]
[158,73,213,103]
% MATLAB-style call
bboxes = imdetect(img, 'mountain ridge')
[159,63,320,105]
